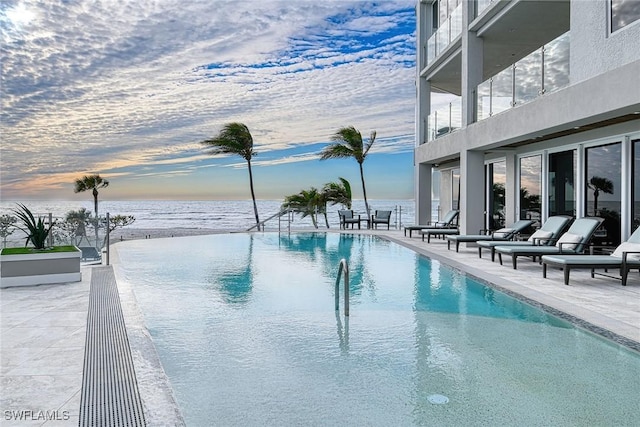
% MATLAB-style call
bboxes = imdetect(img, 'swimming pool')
[115,233,640,426]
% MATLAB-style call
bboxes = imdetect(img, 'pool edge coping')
[110,240,187,426]
[382,233,640,354]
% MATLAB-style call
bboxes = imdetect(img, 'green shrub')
[12,203,55,250]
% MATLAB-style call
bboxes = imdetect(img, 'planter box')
[1,247,82,287]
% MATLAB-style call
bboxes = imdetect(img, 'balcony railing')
[426,98,462,142]
[425,3,463,67]
[476,31,570,121]
[476,0,495,18]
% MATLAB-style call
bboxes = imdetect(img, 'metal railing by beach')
[1,211,108,263]
[246,209,295,232]
[249,205,408,232]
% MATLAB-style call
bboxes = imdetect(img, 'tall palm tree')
[74,174,109,219]
[320,126,376,217]
[201,123,260,228]
[74,174,109,248]
[587,176,614,215]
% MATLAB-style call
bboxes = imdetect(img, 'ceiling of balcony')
[477,0,570,80]
[425,0,570,95]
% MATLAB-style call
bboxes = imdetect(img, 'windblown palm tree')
[74,174,109,248]
[322,177,352,209]
[282,188,322,229]
[320,127,376,217]
[321,177,352,228]
[201,123,260,228]
[587,176,614,215]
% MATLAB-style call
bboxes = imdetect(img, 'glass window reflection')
[489,161,506,229]
[519,155,542,229]
[452,169,460,210]
[611,0,640,32]
[633,140,640,232]
[548,150,576,217]
[585,142,622,246]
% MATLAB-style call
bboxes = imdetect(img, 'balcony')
[426,97,462,142]
[477,32,570,121]
[425,3,463,68]
[476,0,495,18]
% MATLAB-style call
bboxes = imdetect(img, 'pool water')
[116,233,640,426]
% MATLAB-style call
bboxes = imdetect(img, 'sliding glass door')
[585,142,621,246]
[548,150,576,217]
[634,140,640,233]
[519,155,542,229]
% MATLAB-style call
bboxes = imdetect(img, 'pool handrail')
[335,258,350,316]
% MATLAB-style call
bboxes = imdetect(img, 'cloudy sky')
[1,0,425,201]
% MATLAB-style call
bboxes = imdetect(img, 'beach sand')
[109,227,226,241]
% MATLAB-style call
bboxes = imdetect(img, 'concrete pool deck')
[1,228,639,425]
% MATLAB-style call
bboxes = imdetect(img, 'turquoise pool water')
[116,233,640,426]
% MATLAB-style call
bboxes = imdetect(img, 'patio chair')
[445,219,533,252]
[403,209,459,238]
[338,210,361,229]
[477,216,572,261]
[541,226,640,286]
[494,217,604,269]
[370,210,392,230]
[421,227,459,243]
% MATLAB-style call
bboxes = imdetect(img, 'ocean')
[0,199,418,233]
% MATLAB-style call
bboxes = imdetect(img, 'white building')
[415,0,640,246]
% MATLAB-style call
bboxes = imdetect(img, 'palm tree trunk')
[93,189,99,249]
[247,159,260,229]
[359,162,370,218]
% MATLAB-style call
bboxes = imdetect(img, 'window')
[519,155,542,229]
[611,0,640,32]
[452,168,460,210]
[487,161,506,229]
[548,150,576,217]
[585,142,622,246]
[633,140,640,232]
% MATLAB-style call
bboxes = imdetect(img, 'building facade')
[415,0,640,246]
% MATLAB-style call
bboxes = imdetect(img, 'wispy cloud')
[1,0,417,199]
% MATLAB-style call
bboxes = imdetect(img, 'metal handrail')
[246,209,291,231]
[335,258,349,316]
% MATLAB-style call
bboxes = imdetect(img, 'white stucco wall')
[570,0,640,84]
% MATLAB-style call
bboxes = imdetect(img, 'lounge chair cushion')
[528,229,553,242]
[555,232,582,250]
[493,228,513,238]
[612,242,640,261]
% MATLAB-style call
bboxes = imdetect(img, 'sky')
[0,0,439,202]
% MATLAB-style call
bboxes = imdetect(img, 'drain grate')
[79,266,146,426]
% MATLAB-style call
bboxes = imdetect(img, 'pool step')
[79,266,146,426]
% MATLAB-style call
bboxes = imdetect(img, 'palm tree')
[201,123,260,228]
[320,126,376,217]
[282,188,322,229]
[74,174,109,248]
[74,174,109,219]
[321,177,352,228]
[587,176,614,215]
[322,177,352,209]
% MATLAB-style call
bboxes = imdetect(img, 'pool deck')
[1,228,639,425]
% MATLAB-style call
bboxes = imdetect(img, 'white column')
[460,150,485,236]
[416,163,433,224]
[461,0,483,127]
